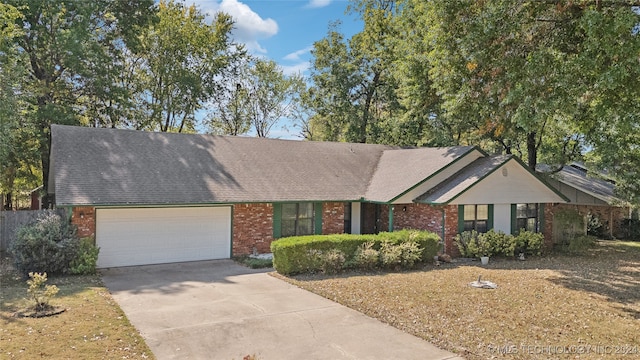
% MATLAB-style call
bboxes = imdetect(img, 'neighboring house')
[540,163,631,240]
[30,185,43,210]
[49,125,568,268]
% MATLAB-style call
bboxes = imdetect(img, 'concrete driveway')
[101,260,463,360]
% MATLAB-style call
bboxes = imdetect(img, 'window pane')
[298,203,314,219]
[516,218,527,232]
[464,220,475,232]
[464,205,476,220]
[476,205,489,220]
[297,218,313,235]
[517,204,528,218]
[281,220,296,237]
[527,218,537,232]
[527,204,537,218]
[476,220,488,233]
[282,203,297,220]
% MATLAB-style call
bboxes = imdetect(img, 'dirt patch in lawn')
[0,255,154,359]
[277,240,640,359]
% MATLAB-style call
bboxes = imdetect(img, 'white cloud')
[191,0,278,54]
[283,46,313,62]
[281,62,310,76]
[307,0,332,8]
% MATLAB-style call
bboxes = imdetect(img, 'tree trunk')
[527,131,537,170]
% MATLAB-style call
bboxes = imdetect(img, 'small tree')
[27,272,59,313]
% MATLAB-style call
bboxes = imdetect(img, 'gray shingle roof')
[549,165,620,204]
[51,125,392,206]
[364,146,475,202]
[416,155,512,204]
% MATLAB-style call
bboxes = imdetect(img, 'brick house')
[541,163,631,244]
[50,125,571,268]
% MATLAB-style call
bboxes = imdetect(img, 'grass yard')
[0,256,154,359]
[278,240,640,359]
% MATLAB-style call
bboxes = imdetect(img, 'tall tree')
[134,0,245,133]
[4,0,156,207]
[309,0,401,144]
[206,57,252,136]
[244,59,305,138]
[0,3,39,209]
[421,0,639,173]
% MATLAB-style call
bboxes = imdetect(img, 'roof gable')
[418,156,568,205]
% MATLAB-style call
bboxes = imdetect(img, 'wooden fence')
[0,209,66,252]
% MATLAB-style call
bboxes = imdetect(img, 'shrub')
[466,232,493,257]
[318,249,346,274]
[353,242,379,270]
[69,237,100,275]
[270,230,440,275]
[378,229,440,261]
[587,213,607,239]
[514,230,544,256]
[455,230,479,257]
[10,211,81,275]
[567,234,597,254]
[398,241,422,269]
[379,240,403,269]
[620,219,640,241]
[27,272,59,312]
[481,230,513,257]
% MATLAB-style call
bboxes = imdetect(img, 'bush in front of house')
[566,234,597,254]
[455,229,544,258]
[270,229,440,275]
[353,242,379,270]
[514,230,543,256]
[10,211,81,276]
[69,237,100,275]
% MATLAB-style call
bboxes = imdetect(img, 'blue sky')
[188,0,363,138]
[191,0,362,75]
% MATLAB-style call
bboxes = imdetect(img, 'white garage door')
[96,207,231,268]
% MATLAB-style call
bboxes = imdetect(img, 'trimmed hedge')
[270,229,440,275]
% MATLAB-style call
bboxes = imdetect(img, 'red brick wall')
[322,202,346,234]
[544,203,628,248]
[443,205,460,257]
[378,203,459,256]
[232,203,274,255]
[71,206,96,238]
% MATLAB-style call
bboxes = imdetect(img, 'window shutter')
[457,205,465,233]
[314,202,323,235]
[273,203,282,239]
[488,204,494,230]
[510,204,517,234]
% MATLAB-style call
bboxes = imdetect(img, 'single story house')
[50,125,574,268]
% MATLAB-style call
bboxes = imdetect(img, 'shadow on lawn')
[287,241,640,319]
[485,241,640,318]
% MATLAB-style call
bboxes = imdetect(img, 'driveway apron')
[101,260,463,360]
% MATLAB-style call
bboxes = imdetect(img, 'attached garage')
[96,207,231,268]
